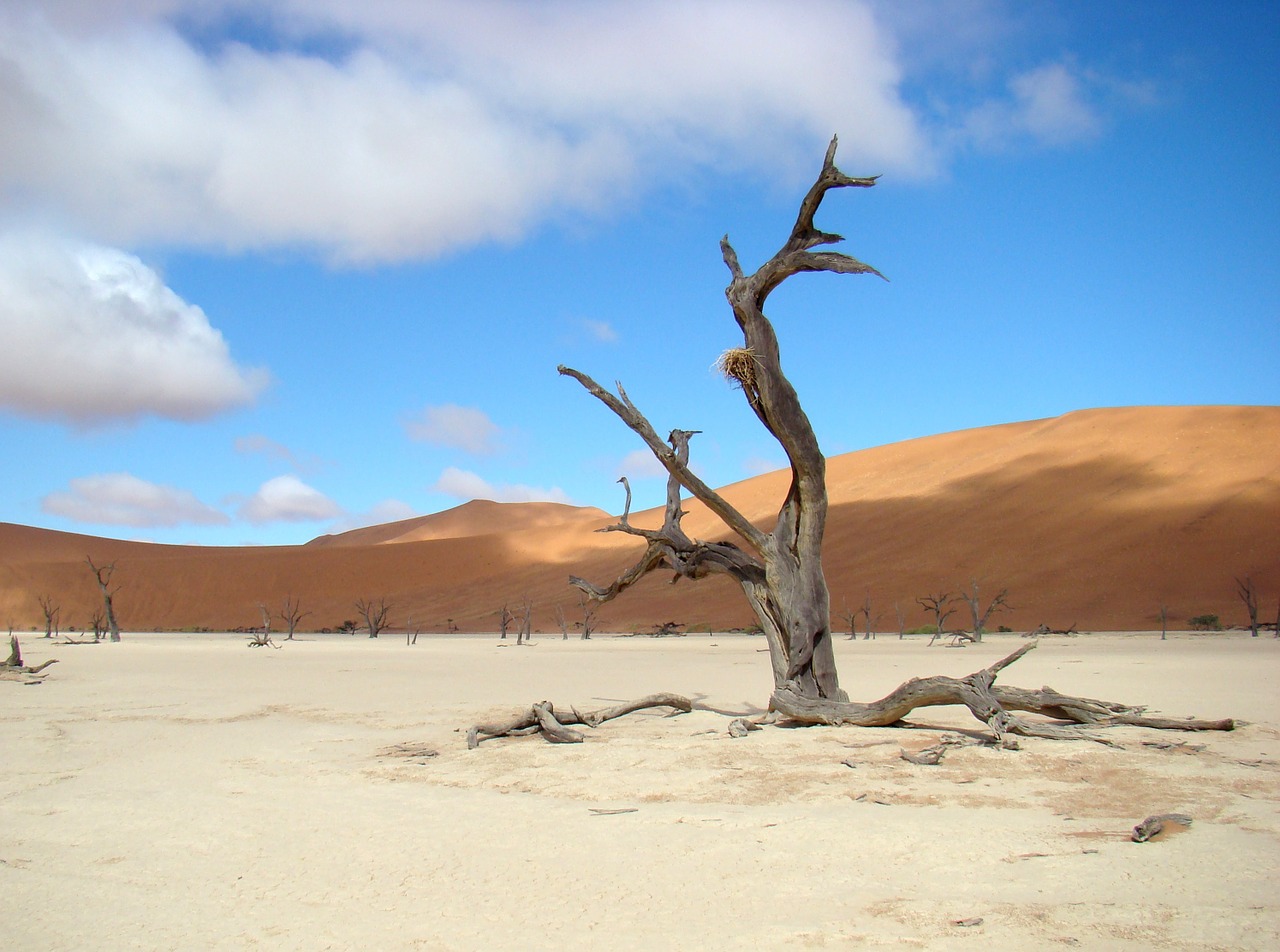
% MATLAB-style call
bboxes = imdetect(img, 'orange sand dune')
[2,406,1277,634]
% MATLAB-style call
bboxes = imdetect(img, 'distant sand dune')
[2,405,1277,634]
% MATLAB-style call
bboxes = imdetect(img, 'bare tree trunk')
[355,597,392,638]
[895,601,905,640]
[1159,603,1169,640]
[560,137,887,702]
[86,557,121,642]
[1236,576,1260,637]
[37,594,59,639]
[280,595,310,640]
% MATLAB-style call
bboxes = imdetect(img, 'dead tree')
[560,137,888,701]
[542,136,1232,742]
[555,604,570,640]
[37,594,60,639]
[405,615,422,645]
[257,603,272,636]
[279,595,311,640]
[895,601,906,640]
[918,591,959,645]
[497,604,514,640]
[355,597,392,638]
[1236,576,1260,637]
[515,596,534,646]
[578,594,596,640]
[85,557,121,642]
[1158,603,1170,641]
[837,601,858,640]
[860,590,876,640]
[962,581,1009,642]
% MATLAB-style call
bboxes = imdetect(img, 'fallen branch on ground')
[770,641,1232,748]
[3,635,59,682]
[467,692,693,748]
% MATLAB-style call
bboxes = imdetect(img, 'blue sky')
[1,0,1276,546]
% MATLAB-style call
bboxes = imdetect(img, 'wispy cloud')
[42,472,229,528]
[0,230,268,425]
[581,319,619,344]
[238,475,343,524]
[233,433,323,473]
[616,449,668,480]
[431,466,571,505]
[404,404,503,455]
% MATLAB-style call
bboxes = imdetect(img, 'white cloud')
[404,404,503,455]
[616,449,668,480]
[956,61,1102,151]
[581,319,619,344]
[0,1,930,263]
[238,474,342,524]
[0,231,268,424]
[41,472,229,527]
[1009,63,1101,145]
[431,466,571,505]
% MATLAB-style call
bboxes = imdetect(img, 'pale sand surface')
[4,633,1279,950]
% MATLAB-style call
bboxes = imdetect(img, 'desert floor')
[4,631,1278,951]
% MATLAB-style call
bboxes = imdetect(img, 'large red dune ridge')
[2,405,1276,635]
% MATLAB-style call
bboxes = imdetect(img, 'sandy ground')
[4,631,1278,951]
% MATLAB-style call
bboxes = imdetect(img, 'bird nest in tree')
[715,347,761,394]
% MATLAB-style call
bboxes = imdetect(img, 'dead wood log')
[770,641,1232,748]
[467,693,692,748]
[2,636,59,681]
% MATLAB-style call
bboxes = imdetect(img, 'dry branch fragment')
[2,636,59,681]
[467,693,693,748]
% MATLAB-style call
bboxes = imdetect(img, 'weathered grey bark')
[561,136,883,702]
[86,557,121,642]
[1236,576,1260,637]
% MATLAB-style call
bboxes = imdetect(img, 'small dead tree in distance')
[478,136,1236,746]
[37,594,60,639]
[355,597,392,638]
[1236,576,1260,637]
[962,580,1009,643]
[917,591,959,644]
[85,557,121,642]
[280,595,311,640]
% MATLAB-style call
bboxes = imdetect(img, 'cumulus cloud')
[41,472,229,527]
[431,466,571,505]
[0,231,268,424]
[957,62,1102,151]
[238,474,343,524]
[0,1,930,263]
[404,404,503,455]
